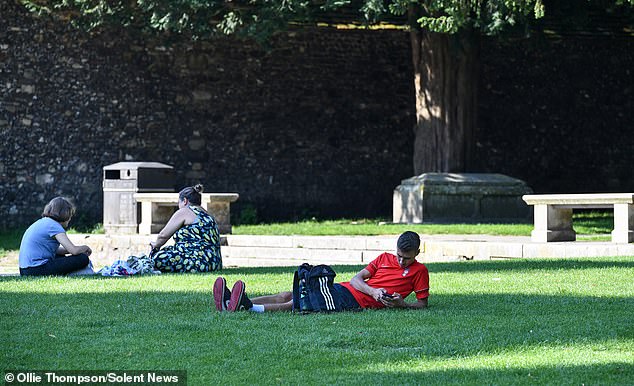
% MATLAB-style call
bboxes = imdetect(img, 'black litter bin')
[102,162,175,234]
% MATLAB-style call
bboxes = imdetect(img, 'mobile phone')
[382,292,395,299]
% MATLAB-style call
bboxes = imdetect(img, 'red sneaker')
[213,277,231,311]
[227,280,246,312]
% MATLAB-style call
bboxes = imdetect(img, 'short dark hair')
[179,184,203,205]
[42,197,75,223]
[397,231,420,252]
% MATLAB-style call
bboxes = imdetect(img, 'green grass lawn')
[233,211,613,237]
[234,219,535,236]
[0,229,23,258]
[2,257,632,384]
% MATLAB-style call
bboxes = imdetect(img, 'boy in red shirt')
[214,231,429,312]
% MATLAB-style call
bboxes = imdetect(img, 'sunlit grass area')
[233,211,613,237]
[1,257,632,384]
[235,219,534,236]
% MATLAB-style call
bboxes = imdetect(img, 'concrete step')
[2,234,631,274]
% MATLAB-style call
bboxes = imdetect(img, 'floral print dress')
[153,206,222,273]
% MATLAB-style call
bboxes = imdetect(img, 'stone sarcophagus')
[393,173,533,223]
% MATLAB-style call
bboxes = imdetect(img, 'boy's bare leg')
[260,301,293,311]
[251,291,293,312]
[251,291,292,304]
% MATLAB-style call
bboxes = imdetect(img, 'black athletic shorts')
[333,283,361,310]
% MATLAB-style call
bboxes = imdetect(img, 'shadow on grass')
[1,257,633,282]
[206,258,634,276]
[2,255,631,384]
[0,229,24,251]
[1,286,633,383]
[426,257,634,273]
[225,257,634,276]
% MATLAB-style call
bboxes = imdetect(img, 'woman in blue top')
[19,197,93,276]
[150,184,222,273]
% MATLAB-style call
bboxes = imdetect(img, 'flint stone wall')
[0,1,416,228]
[1,0,632,229]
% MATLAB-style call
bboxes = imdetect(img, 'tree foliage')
[21,0,634,39]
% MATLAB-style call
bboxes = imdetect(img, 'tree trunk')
[410,24,480,174]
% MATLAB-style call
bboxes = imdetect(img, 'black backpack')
[292,263,342,313]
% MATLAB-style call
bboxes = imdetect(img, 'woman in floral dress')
[150,184,222,273]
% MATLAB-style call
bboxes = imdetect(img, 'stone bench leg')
[206,201,232,234]
[531,204,576,242]
[612,203,634,243]
[138,201,153,235]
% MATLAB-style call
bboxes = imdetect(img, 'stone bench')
[522,193,634,243]
[133,192,239,235]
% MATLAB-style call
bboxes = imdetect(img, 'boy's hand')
[382,293,404,308]
[373,288,388,302]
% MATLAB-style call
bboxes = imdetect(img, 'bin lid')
[103,162,174,170]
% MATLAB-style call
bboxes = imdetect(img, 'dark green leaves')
[19,0,630,39]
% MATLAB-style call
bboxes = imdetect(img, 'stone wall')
[476,35,634,193]
[0,1,415,228]
[1,0,632,229]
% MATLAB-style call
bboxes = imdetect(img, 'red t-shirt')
[340,252,430,309]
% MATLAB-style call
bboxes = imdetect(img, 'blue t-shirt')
[18,217,66,268]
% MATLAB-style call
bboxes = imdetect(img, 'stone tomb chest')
[393,173,533,223]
